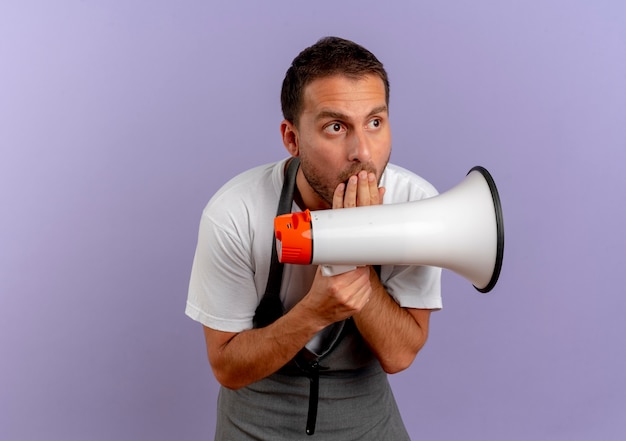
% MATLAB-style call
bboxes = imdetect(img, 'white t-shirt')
[186,158,442,333]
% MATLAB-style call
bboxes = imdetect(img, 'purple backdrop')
[2,1,625,440]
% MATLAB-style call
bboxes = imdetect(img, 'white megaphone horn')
[274,166,504,293]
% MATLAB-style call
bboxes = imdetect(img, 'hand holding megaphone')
[275,166,504,293]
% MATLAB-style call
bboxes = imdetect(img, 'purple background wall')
[2,1,625,440]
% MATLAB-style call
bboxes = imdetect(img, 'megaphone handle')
[321,265,358,277]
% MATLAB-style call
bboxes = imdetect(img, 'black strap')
[252,157,324,436]
[303,361,320,436]
[253,157,300,329]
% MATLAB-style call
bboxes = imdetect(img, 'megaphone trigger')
[321,265,358,277]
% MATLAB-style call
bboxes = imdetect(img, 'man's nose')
[347,130,372,163]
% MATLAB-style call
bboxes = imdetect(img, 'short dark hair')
[280,36,390,126]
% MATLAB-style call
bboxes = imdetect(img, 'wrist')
[289,298,331,334]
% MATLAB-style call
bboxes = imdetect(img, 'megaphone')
[274,166,504,293]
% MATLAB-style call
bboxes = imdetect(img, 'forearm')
[352,269,430,373]
[206,302,326,390]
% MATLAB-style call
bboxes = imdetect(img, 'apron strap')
[253,157,300,329]
[251,157,321,435]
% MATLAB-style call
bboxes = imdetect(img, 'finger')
[344,175,358,208]
[356,171,370,206]
[332,182,345,209]
[377,186,386,205]
[367,172,380,205]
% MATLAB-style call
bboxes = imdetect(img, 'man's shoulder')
[216,160,283,195]
[210,160,285,201]
[202,159,286,221]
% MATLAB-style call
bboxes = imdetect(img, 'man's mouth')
[338,164,378,186]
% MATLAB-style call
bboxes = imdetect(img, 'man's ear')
[280,120,299,157]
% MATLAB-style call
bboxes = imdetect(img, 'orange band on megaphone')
[274,210,313,264]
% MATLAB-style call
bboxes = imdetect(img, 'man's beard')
[300,159,388,207]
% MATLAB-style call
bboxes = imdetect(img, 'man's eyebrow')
[315,110,349,122]
[315,105,388,122]
[367,105,388,117]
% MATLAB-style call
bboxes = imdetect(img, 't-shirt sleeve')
[381,264,443,310]
[185,211,259,332]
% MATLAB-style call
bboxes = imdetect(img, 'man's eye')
[325,123,344,133]
[368,119,381,129]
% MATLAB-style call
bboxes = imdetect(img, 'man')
[186,36,442,440]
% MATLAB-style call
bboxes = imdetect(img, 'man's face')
[282,74,392,210]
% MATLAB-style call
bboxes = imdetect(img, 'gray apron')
[214,158,410,440]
